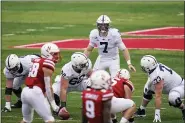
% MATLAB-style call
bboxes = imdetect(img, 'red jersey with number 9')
[25,58,55,93]
[81,88,113,123]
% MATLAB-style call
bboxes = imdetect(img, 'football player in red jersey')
[20,43,61,123]
[111,68,136,123]
[82,70,114,123]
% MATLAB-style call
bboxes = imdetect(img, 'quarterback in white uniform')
[84,15,136,78]
[135,55,185,122]
[2,54,40,112]
[52,52,92,113]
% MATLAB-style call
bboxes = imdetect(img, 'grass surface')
[1,1,184,123]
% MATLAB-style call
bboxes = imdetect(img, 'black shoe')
[1,107,11,112]
[112,118,118,123]
[134,108,146,117]
[128,117,135,123]
[11,100,22,108]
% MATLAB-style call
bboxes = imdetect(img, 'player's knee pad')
[13,87,22,94]
[168,91,182,108]
[143,91,153,101]
[5,87,13,95]
[54,93,60,106]
[13,87,22,98]
[169,97,182,108]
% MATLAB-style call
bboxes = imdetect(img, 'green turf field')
[1,1,184,123]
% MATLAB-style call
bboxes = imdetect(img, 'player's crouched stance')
[82,70,113,123]
[135,55,185,122]
[111,69,136,123]
[2,54,40,112]
[20,43,61,123]
[53,52,92,116]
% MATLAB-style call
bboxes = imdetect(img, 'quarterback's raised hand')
[153,109,161,122]
[128,64,136,72]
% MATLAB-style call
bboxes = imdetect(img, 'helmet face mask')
[97,23,109,33]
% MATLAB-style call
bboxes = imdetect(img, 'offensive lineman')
[20,43,60,123]
[2,54,40,112]
[135,55,185,122]
[84,15,136,78]
[53,52,92,114]
[82,70,113,123]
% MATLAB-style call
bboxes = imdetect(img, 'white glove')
[51,100,59,112]
[153,109,161,122]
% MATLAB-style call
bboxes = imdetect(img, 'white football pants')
[93,55,120,78]
[52,76,88,97]
[111,96,134,114]
[21,86,54,123]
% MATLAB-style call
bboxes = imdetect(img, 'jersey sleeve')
[102,90,114,101]
[3,68,14,79]
[43,59,55,71]
[123,80,135,92]
[113,29,126,50]
[89,29,98,47]
[61,63,71,80]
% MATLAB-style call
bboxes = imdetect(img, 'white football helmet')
[140,55,158,73]
[90,70,111,90]
[117,68,130,79]
[71,52,89,70]
[96,15,111,33]
[5,54,21,73]
[41,43,60,63]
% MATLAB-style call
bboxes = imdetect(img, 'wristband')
[127,60,131,65]
[61,102,66,107]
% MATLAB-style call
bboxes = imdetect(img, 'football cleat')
[11,100,22,108]
[112,118,118,123]
[134,108,146,117]
[1,107,11,112]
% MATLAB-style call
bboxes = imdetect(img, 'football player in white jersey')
[52,52,92,114]
[135,55,185,122]
[2,54,40,112]
[84,15,136,78]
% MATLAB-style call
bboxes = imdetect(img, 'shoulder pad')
[109,28,121,36]
[89,29,99,38]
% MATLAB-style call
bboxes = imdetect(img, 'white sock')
[120,117,128,123]
[140,105,146,110]
[5,102,11,109]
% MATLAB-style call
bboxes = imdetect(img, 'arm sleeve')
[43,60,55,71]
